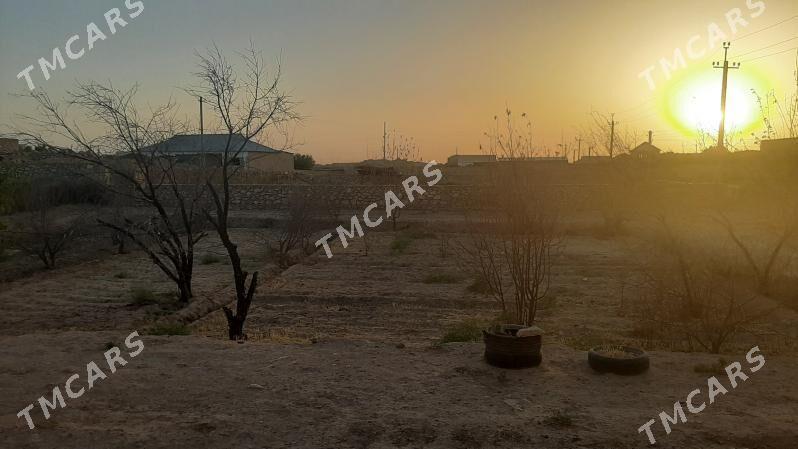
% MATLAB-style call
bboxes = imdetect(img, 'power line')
[740,46,798,63]
[616,97,657,116]
[732,15,798,42]
[735,36,798,58]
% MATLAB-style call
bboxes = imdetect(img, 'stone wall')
[189,181,746,215]
[220,183,599,212]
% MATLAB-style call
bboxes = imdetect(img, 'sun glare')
[660,66,770,138]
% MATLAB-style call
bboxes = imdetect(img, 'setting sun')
[661,66,771,138]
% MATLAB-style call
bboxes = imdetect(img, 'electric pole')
[713,42,740,149]
[383,122,387,160]
[608,113,616,158]
[199,96,205,169]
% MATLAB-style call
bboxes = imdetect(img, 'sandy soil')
[0,333,796,449]
[0,229,271,336]
[1,221,797,448]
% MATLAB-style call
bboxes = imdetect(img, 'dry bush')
[713,210,797,296]
[269,190,325,268]
[3,187,86,269]
[459,168,560,326]
[634,218,772,353]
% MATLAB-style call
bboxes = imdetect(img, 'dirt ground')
[1,216,797,448]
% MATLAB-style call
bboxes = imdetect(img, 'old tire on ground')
[588,346,650,375]
[483,325,542,369]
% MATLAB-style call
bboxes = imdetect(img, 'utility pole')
[382,122,387,160]
[713,42,740,149]
[576,137,582,161]
[199,96,205,169]
[608,113,616,158]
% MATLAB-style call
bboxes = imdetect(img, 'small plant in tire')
[637,346,765,445]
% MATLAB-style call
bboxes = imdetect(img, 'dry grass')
[191,310,315,344]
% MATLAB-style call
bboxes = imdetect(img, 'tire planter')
[483,325,542,369]
[588,346,650,375]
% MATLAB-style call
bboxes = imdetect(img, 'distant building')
[498,156,569,165]
[760,137,798,158]
[629,142,662,159]
[149,134,293,172]
[447,154,497,167]
[0,138,19,161]
[576,155,611,164]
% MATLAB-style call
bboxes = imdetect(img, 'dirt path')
[1,332,795,449]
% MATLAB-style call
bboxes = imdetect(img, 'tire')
[483,327,542,369]
[588,346,650,375]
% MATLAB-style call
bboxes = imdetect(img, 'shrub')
[634,218,773,353]
[1,175,108,214]
[293,153,315,170]
[403,228,437,240]
[542,410,574,428]
[693,358,729,375]
[441,319,487,343]
[200,253,221,265]
[390,236,412,255]
[130,288,158,305]
[467,276,492,294]
[147,323,191,336]
[423,273,459,284]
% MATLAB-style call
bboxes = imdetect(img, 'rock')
[516,326,544,337]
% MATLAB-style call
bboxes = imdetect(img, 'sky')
[1,0,796,163]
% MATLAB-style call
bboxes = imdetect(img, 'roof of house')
[630,142,662,155]
[448,154,497,160]
[152,134,287,154]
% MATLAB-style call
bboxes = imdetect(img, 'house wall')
[0,138,19,157]
[761,138,798,158]
[246,152,294,172]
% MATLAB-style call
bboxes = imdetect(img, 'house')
[576,155,611,164]
[629,142,662,159]
[0,138,19,162]
[760,137,798,159]
[629,131,663,160]
[150,134,294,172]
[447,154,497,167]
[497,156,569,166]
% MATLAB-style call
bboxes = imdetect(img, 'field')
[1,208,797,449]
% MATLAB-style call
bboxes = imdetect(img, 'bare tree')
[16,84,206,302]
[638,218,772,353]
[4,185,83,269]
[752,52,798,140]
[713,212,797,296]
[586,110,641,158]
[385,129,421,161]
[481,108,536,159]
[270,190,321,268]
[459,168,560,325]
[192,43,299,340]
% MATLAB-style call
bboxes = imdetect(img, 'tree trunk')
[177,274,193,303]
[224,307,245,340]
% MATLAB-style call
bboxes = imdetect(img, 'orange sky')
[1,0,796,163]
